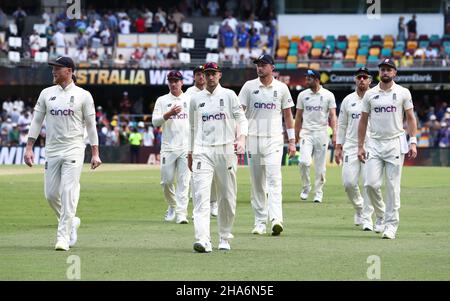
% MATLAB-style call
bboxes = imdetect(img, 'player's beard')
[380,76,393,83]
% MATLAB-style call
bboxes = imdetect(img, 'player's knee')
[45,191,59,203]
[365,181,381,191]
[299,160,311,168]
[343,178,357,190]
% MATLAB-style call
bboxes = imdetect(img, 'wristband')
[409,136,417,144]
[287,128,295,140]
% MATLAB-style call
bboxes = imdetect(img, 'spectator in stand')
[75,47,88,63]
[84,21,97,42]
[425,46,438,60]
[334,48,344,60]
[13,6,27,36]
[222,11,239,32]
[120,91,132,114]
[8,123,20,146]
[89,52,101,67]
[18,111,32,131]
[321,45,333,60]
[167,47,178,60]
[75,31,88,49]
[0,8,8,31]
[129,126,143,163]
[152,15,165,33]
[131,47,144,61]
[398,16,406,41]
[249,28,261,49]
[132,97,144,115]
[407,15,417,40]
[246,14,264,34]
[172,7,185,27]
[207,0,220,17]
[135,14,146,33]
[139,55,152,68]
[143,125,155,147]
[74,15,88,33]
[400,52,414,67]
[298,38,311,61]
[19,125,28,146]
[143,8,153,32]
[166,15,178,34]
[119,16,131,34]
[237,24,249,48]
[29,30,41,58]
[52,29,66,48]
[100,27,113,47]
[10,107,20,123]
[114,54,126,68]
[155,7,167,26]
[222,24,236,48]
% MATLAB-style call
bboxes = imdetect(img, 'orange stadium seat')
[369,47,380,56]
[276,48,288,59]
[348,35,359,42]
[407,40,418,50]
[297,62,309,68]
[291,35,301,43]
[309,62,320,70]
[313,35,325,42]
[287,55,298,64]
[311,48,322,58]
[383,40,394,49]
[356,55,367,65]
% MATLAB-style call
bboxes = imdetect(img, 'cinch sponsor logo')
[50,108,75,116]
[254,102,276,109]
[351,113,361,119]
[170,113,188,119]
[202,112,226,121]
[305,105,323,111]
[374,106,397,113]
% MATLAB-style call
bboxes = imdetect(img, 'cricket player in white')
[238,54,296,236]
[24,56,101,251]
[185,65,219,218]
[188,62,248,253]
[294,69,337,203]
[358,58,418,239]
[152,71,191,224]
[335,67,384,231]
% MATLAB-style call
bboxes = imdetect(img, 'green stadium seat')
[313,41,324,49]
[326,35,335,42]
[336,41,347,50]
[396,40,405,48]
[419,40,430,48]
[443,41,450,47]
[303,35,313,43]
[368,55,379,62]
[288,49,298,56]
[445,46,450,55]
[332,61,344,68]
[355,63,366,68]
[286,63,297,69]
[381,48,392,57]
[430,34,440,42]
[357,47,369,56]
[359,40,371,48]
[360,35,370,42]
[275,63,286,69]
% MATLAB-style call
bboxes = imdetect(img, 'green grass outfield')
[0,164,449,280]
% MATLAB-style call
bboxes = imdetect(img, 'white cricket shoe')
[218,238,231,251]
[55,240,69,251]
[300,188,310,200]
[69,217,81,247]
[164,206,176,222]
[176,216,189,224]
[382,225,396,239]
[313,195,322,203]
[362,222,373,231]
[193,241,212,253]
[251,224,267,235]
[271,220,284,236]
[374,217,385,233]
[354,212,363,226]
[210,201,218,218]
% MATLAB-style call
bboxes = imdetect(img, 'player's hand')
[334,145,343,165]
[91,155,102,169]
[24,148,34,167]
[357,147,366,163]
[235,136,246,155]
[188,153,193,172]
[408,143,417,159]
[169,105,182,116]
[332,135,337,148]
[288,141,296,158]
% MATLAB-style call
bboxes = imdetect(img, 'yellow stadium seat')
[311,48,322,58]
[369,48,380,56]
[297,63,309,68]
[118,42,127,47]
[313,35,324,42]
[407,40,418,50]
[384,35,394,41]
[132,43,141,48]
[348,35,359,42]
[345,53,356,60]
[384,40,394,49]
[276,48,288,59]
[357,55,367,65]
[348,41,359,49]
[309,62,320,70]
[287,55,298,63]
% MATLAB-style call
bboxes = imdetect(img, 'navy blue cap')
[378,58,397,70]
[253,54,275,65]
[306,69,320,79]
[48,56,75,70]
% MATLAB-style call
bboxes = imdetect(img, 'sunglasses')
[355,75,370,80]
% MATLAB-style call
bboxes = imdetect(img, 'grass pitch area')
[0,164,449,280]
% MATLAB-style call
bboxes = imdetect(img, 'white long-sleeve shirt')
[336,91,370,150]
[30,82,97,157]
[189,84,248,152]
[152,92,190,152]
[238,77,294,137]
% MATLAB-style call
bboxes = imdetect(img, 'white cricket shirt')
[33,82,96,157]
[296,86,336,134]
[361,82,413,140]
[152,92,190,152]
[189,84,248,152]
[238,77,294,137]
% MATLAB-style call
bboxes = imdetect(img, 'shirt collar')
[206,84,222,96]
[258,77,274,88]
[57,81,75,92]
[309,85,322,95]
[170,91,183,99]
[376,82,396,92]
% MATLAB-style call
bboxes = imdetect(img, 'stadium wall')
[1,146,449,167]
[278,14,444,37]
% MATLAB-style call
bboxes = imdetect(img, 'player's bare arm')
[357,112,369,163]
[294,108,303,144]
[329,108,337,147]
[405,108,418,159]
[24,137,36,167]
[283,107,296,157]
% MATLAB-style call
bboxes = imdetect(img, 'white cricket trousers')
[364,137,405,232]
[160,150,191,219]
[299,130,329,199]
[247,135,284,226]
[192,145,237,243]
[342,147,384,224]
[45,153,84,245]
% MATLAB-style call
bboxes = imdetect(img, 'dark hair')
[72,74,77,83]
